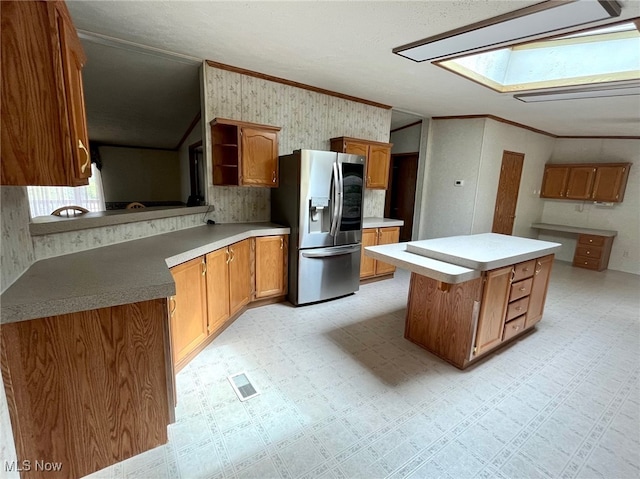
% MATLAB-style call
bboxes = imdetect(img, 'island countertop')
[365,233,561,282]
[1,222,289,324]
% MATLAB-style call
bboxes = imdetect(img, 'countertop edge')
[2,223,290,324]
[362,217,404,228]
[365,243,480,284]
[531,222,618,237]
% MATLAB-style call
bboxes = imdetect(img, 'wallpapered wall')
[1,187,35,293]
[203,65,391,222]
[0,65,392,292]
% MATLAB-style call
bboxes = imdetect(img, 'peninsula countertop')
[365,233,561,283]
[1,222,289,324]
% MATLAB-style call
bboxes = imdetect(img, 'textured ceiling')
[68,0,640,146]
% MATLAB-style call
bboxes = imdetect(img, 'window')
[27,164,106,217]
[435,21,640,93]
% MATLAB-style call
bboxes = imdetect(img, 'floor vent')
[228,372,260,401]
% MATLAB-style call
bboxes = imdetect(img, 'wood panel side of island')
[0,299,171,479]
[405,273,483,368]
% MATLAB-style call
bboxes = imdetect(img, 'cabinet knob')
[586,251,590,255]
[584,261,588,265]
[589,239,593,243]
[272,171,276,183]
[516,306,522,311]
[519,287,526,292]
[514,326,520,331]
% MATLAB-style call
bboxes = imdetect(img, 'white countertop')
[362,217,404,228]
[1,222,289,324]
[531,222,617,237]
[365,243,481,284]
[406,233,562,270]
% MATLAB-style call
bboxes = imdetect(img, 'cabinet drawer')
[512,260,535,282]
[503,315,526,341]
[509,278,532,302]
[578,234,605,247]
[573,256,601,270]
[506,296,529,322]
[575,245,602,259]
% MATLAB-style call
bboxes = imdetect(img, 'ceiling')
[67,1,640,148]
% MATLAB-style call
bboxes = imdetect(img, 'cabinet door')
[169,257,208,365]
[228,239,251,316]
[540,166,569,199]
[525,255,553,329]
[566,166,596,199]
[241,127,279,186]
[206,248,230,334]
[255,235,286,299]
[591,165,629,202]
[367,144,391,189]
[1,1,89,186]
[58,10,91,185]
[343,140,369,158]
[375,227,400,275]
[474,266,511,357]
[360,229,377,278]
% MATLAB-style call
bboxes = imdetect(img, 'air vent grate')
[228,372,260,401]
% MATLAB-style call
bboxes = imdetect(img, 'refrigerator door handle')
[301,244,361,258]
[337,159,344,231]
[329,161,340,236]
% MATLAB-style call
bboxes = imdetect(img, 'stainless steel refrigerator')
[271,149,365,305]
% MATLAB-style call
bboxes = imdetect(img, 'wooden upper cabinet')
[330,136,393,189]
[254,235,287,299]
[210,118,280,187]
[591,164,631,202]
[565,166,596,200]
[1,0,91,186]
[540,166,569,199]
[540,163,631,203]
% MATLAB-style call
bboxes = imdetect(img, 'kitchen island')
[365,233,561,369]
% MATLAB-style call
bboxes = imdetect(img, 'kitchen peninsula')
[365,233,561,369]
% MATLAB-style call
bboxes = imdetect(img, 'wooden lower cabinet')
[405,254,554,369]
[169,256,208,367]
[0,299,172,479]
[572,234,613,271]
[254,235,288,299]
[360,227,400,279]
[171,236,285,372]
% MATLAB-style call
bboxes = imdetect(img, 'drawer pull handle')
[514,326,520,331]
[523,268,529,272]
[516,306,522,311]
[519,287,526,292]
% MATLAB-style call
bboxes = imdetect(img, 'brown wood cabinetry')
[1,0,91,186]
[572,234,613,271]
[254,235,288,299]
[525,255,554,328]
[0,299,171,479]
[210,118,280,187]
[360,227,400,279]
[540,163,630,202]
[405,254,554,369]
[474,266,511,356]
[228,240,252,315]
[330,137,393,189]
[169,257,209,367]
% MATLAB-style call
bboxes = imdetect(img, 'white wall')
[417,117,555,241]
[418,118,486,238]
[391,122,422,154]
[539,138,640,274]
[100,146,181,203]
[473,118,556,237]
[178,118,203,204]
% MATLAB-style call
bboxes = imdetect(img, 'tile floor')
[85,261,640,479]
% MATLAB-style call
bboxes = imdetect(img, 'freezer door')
[295,244,362,305]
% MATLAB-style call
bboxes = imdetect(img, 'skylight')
[436,21,640,93]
